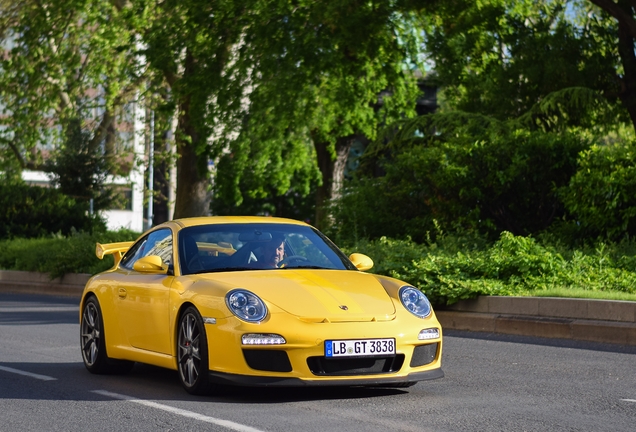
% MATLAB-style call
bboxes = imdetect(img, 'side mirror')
[349,253,374,271]
[133,255,168,274]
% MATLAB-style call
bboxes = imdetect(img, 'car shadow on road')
[0,361,410,404]
[129,363,410,403]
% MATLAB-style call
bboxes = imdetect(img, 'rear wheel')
[80,296,134,375]
[177,306,211,394]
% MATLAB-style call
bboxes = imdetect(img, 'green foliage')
[211,0,424,211]
[0,0,139,170]
[421,0,624,125]
[329,127,587,243]
[0,182,105,239]
[0,229,139,278]
[46,118,116,211]
[345,232,636,306]
[211,168,319,222]
[561,139,636,240]
[213,133,322,215]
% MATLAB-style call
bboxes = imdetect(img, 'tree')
[0,0,143,178]
[46,118,115,212]
[587,0,636,132]
[332,0,636,242]
[2,0,430,224]
[122,0,253,218]
[420,1,621,121]
[339,111,590,241]
[212,0,426,226]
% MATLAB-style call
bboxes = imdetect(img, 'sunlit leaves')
[421,0,623,123]
[0,0,140,169]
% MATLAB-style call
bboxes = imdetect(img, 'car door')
[117,228,174,354]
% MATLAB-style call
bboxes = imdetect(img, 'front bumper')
[205,309,444,385]
[208,367,444,387]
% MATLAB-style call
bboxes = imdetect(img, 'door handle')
[118,288,127,298]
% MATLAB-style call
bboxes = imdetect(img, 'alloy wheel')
[178,312,201,387]
[81,301,101,366]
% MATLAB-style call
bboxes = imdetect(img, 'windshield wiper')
[280,265,330,270]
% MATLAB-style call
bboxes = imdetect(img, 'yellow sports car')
[80,217,443,394]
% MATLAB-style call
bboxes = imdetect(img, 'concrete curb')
[437,296,636,346]
[0,270,89,298]
[2,270,635,346]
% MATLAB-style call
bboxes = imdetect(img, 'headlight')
[226,289,267,323]
[399,286,432,318]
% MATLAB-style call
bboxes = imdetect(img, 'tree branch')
[589,0,636,39]
[5,137,46,171]
[109,0,130,12]
[87,69,149,149]
[87,110,114,151]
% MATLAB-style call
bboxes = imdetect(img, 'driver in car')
[261,237,285,268]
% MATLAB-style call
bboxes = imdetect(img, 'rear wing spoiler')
[96,241,135,267]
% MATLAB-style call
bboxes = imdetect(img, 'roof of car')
[170,216,310,229]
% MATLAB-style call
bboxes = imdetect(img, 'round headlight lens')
[226,289,267,322]
[399,286,432,318]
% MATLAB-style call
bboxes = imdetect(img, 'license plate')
[325,338,396,358]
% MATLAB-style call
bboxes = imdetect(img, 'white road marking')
[0,365,57,381]
[92,390,265,432]
[621,399,636,403]
[0,306,77,312]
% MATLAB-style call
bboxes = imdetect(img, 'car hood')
[196,269,397,322]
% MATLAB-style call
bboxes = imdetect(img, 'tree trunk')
[314,135,355,229]
[172,51,211,219]
[173,111,210,218]
[169,48,212,219]
[617,16,636,133]
[590,0,636,132]
[152,129,172,225]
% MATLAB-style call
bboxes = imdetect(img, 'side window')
[120,229,173,270]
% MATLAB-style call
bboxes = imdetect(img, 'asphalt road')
[1,293,635,432]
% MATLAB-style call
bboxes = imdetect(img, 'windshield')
[178,223,356,275]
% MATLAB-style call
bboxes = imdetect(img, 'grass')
[521,288,636,302]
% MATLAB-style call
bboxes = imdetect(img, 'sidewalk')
[2,270,635,346]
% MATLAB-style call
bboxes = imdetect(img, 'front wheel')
[177,307,211,394]
[80,296,134,375]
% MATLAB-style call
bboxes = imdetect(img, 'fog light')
[418,328,440,340]
[242,333,286,345]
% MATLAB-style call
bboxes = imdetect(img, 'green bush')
[561,140,636,240]
[0,229,139,278]
[4,226,636,306]
[328,129,587,244]
[0,182,105,239]
[346,232,636,306]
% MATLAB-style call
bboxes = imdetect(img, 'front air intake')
[410,343,438,367]
[242,350,292,372]
[307,355,405,376]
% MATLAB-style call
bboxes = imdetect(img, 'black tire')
[80,296,134,375]
[177,306,212,395]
